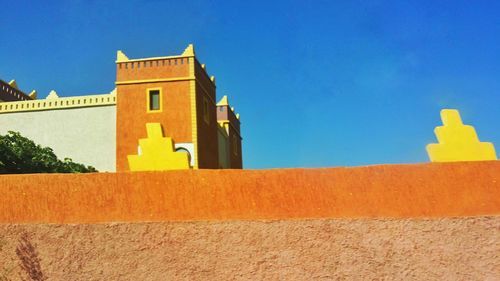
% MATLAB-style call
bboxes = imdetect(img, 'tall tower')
[115,44,219,171]
[216,96,243,169]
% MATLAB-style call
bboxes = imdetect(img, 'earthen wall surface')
[116,81,192,171]
[0,217,498,280]
[0,161,498,223]
[194,60,219,168]
[116,57,190,81]
[0,161,499,279]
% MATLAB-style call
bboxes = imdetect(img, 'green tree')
[0,131,97,174]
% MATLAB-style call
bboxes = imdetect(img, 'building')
[0,44,243,171]
[0,79,36,102]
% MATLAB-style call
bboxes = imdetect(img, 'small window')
[232,135,238,155]
[203,97,210,124]
[148,89,161,111]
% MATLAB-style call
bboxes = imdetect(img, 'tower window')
[232,135,238,155]
[203,97,210,124]
[147,89,162,112]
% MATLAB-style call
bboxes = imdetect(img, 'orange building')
[116,44,242,171]
[0,44,243,171]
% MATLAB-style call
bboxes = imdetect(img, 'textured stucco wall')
[194,59,219,169]
[0,161,499,223]
[0,217,498,280]
[116,81,193,171]
[0,105,116,171]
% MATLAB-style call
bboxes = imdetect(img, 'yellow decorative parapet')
[127,123,190,171]
[8,80,18,89]
[218,121,232,136]
[46,90,59,99]
[217,95,228,106]
[28,90,37,100]
[116,50,130,63]
[426,109,497,162]
[116,44,195,65]
[217,95,241,122]
[0,90,116,114]
[182,44,195,56]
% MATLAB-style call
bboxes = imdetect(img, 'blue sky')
[1,0,499,168]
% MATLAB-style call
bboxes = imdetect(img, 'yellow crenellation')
[217,95,228,106]
[426,109,497,162]
[0,91,116,114]
[116,44,195,65]
[28,90,37,99]
[127,123,190,171]
[116,50,130,63]
[8,80,18,89]
[182,44,195,56]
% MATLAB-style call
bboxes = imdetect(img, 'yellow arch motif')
[426,109,497,162]
[127,123,190,171]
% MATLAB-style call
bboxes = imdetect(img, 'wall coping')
[0,91,116,114]
[0,161,498,223]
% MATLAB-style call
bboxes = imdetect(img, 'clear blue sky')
[1,1,499,168]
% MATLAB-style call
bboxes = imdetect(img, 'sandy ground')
[0,216,498,280]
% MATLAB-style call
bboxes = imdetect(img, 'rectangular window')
[148,89,161,112]
[203,97,210,124]
[232,135,238,155]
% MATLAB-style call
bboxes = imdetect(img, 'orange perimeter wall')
[0,161,499,223]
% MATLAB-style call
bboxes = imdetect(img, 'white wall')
[0,105,116,171]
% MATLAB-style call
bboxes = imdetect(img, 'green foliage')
[0,131,97,174]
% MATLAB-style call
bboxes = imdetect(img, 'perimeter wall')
[0,161,498,223]
[0,161,498,280]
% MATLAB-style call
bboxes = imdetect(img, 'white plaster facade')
[0,105,116,172]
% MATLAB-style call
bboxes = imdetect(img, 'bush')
[0,131,97,174]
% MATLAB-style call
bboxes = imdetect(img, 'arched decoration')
[175,147,192,165]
